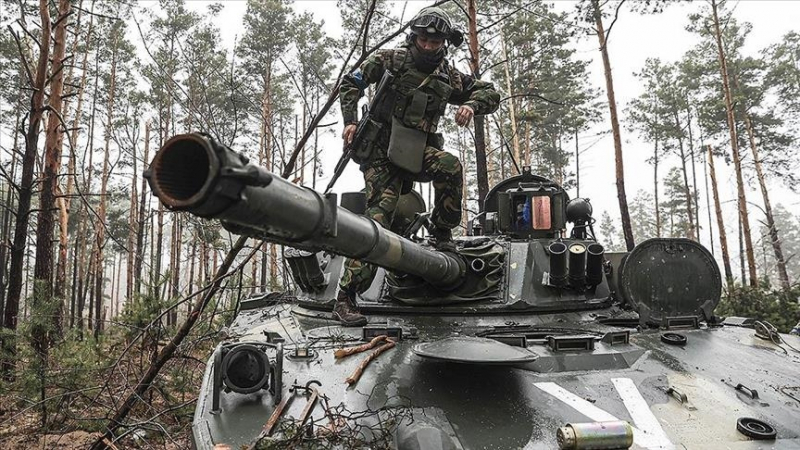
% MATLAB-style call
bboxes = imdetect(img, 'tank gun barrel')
[144,133,465,289]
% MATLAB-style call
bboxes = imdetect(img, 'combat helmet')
[408,6,464,47]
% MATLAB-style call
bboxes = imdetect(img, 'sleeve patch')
[350,69,368,93]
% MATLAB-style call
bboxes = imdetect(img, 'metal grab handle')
[735,383,760,400]
[666,387,688,404]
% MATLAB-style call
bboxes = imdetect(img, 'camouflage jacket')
[340,44,500,133]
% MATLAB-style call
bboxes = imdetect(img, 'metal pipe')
[548,242,568,287]
[145,133,465,289]
[568,243,587,289]
[586,243,605,287]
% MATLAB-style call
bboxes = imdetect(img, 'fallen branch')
[345,339,395,386]
[89,235,250,450]
[334,335,387,359]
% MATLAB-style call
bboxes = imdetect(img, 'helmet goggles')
[411,14,451,38]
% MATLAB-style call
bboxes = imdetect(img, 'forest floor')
[0,326,214,449]
[0,392,195,449]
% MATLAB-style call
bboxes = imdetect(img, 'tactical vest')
[382,47,463,134]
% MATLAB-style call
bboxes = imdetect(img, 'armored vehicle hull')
[192,267,800,450]
[145,134,800,449]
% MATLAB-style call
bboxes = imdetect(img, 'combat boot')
[332,290,367,327]
[429,227,456,252]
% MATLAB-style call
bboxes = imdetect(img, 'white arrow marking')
[612,378,673,449]
[535,380,673,449]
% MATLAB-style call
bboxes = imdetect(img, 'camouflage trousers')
[339,146,463,294]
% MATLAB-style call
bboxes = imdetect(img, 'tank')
[146,133,800,450]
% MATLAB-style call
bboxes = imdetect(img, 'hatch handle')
[666,386,688,404]
[735,383,760,400]
[665,386,697,411]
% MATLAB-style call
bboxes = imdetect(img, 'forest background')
[0,0,799,447]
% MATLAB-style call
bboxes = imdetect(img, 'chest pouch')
[427,78,454,119]
[401,89,429,128]
[388,116,427,173]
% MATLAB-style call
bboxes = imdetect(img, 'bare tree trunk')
[169,214,182,325]
[685,103,701,235]
[711,0,757,286]
[593,0,634,251]
[269,244,278,288]
[260,242,268,290]
[313,94,320,190]
[127,135,138,302]
[702,146,714,254]
[653,136,661,237]
[467,0,489,213]
[199,238,207,290]
[501,32,520,172]
[56,0,95,305]
[34,0,71,343]
[738,212,746,284]
[743,113,790,289]
[3,0,52,377]
[94,30,119,339]
[574,129,579,197]
[134,123,150,296]
[75,47,101,333]
[154,203,164,293]
[116,254,123,315]
[672,116,696,240]
[485,119,494,187]
[69,231,79,327]
[707,145,733,287]
[524,121,531,166]
[76,232,88,333]
[187,238,196,314]
[109,254,117,318]
[0,88,22,321]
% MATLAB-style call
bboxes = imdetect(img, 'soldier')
[332,7,501,326]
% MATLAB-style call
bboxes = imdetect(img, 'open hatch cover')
[412,336,537,365]
[619,238,721,326]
